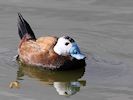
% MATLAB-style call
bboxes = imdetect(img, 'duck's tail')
[17,13,36,40]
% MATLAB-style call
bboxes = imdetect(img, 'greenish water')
[0,0,133,100]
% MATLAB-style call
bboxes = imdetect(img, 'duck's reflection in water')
[54,81,86,96]
[16,63,86,96]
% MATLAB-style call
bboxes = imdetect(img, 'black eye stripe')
[64,36,70,39]
[69,38,75,43]
[64,36,75,43]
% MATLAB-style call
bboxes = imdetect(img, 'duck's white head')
[54,36,85,60]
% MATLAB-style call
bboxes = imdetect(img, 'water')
[0,0,133,99]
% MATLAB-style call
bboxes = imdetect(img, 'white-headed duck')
[17,13,86,70]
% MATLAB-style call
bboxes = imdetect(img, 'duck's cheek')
[54,43,72,56]
[53,46,62,55]
[54,46,68,56]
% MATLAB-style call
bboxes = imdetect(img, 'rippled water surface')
[1,0,133,100]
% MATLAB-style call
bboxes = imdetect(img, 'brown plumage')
[18,35,70,69]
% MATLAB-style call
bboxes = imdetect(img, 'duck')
[17,13,86,70]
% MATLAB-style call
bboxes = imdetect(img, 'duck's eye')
[65,42,69,46]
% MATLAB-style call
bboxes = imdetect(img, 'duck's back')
[36,36,57,50]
